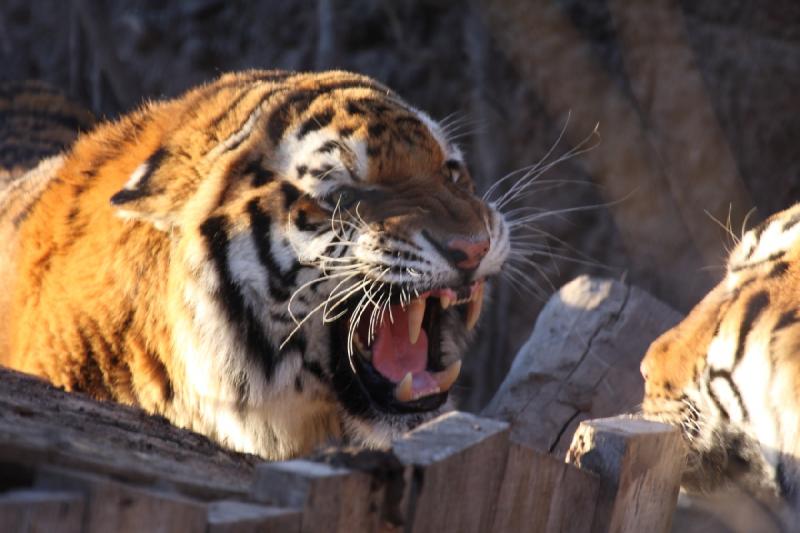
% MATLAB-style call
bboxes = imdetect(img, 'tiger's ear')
[110,148,178,230]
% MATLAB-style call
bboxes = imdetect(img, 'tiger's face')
[641,204,800,499]
[107,70,509,454]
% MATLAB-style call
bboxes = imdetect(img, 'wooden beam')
[484,276,682,457]
[251,459,382,533]
[0,489,84,533]
[207,500,301,533]
[490,442,600,532]
[34,466,207,533]
[566,416,686,533]
[392,411,510,533]
[0,368,256,500]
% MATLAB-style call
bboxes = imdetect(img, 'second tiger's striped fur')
[0,71,510,459]
[642,203,800,522]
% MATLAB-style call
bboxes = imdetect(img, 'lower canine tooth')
[434,359,462,392]
[408,298,426,344]
[466,283,484,331]
[395,372,414,402]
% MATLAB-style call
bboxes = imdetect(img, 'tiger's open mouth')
[336,279,484,414]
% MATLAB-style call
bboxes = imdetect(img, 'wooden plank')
[566,416,686,533]
[0,367,257,500]
[391,411,509,533]
[0,489,84,533]
[484,276,682,457]
[34,466,207,533]
[490,442,600,533]
[207,500,301,533]
[251,459,382,533]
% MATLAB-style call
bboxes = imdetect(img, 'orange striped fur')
[0,71,510,459]
[642,204,800,520]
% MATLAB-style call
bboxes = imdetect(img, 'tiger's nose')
[445,238,490,271]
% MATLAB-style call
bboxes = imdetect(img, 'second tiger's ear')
[110,147,179,230]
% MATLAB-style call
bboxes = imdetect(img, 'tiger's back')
[0,81,95,359]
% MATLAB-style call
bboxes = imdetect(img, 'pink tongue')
[371,305,436,392]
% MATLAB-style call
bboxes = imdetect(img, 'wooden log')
[0,489,84,533]
[391,411,510,533]
[490,442,600,533]
[207,500,302,533]
[566,416,686,533]
[0,367,257,500]
[484,276,682,457]
[34,466,208,533]
[250,459,382,533]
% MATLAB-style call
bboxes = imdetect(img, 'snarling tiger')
[0,71,510,459]
[641,203,800,519]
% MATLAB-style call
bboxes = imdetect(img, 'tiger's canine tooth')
[433,359,462,392]
[440,293,452,309]
[465,283,484,331]
[408,297,426,344]
[395,372,414,402]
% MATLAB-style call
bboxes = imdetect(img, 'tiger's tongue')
[371,304,437,392]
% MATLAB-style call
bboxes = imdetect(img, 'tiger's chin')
[328,279,483,442]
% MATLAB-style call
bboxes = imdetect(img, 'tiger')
[0,70,510,460]
[641,203,800,523]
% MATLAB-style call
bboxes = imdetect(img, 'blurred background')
[2,0,799,411]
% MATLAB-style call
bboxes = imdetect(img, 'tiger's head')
[641,205,800,499]
[106,70,509,456]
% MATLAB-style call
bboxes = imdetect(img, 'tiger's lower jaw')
[329,280,481,422]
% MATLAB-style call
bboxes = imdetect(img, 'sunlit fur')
[641,203,800,519]
[0,71,510,459]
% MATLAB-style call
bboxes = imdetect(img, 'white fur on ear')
[123,161,150,190]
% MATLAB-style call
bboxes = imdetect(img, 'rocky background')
[2,0,799,410]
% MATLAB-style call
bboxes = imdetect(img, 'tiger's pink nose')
[445,238,490,271]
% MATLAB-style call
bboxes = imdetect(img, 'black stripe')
[730,251,786,273]
[706,382,731,421]
[355,98,392,115]
[775,309,800,331]
[110,147,169,205]
[302,361,325,381]
[316,140,342,154]
[246,199,300,302]
[281,182,301,210]
[708,368,750,421]
[367,123,386,137]
[244,160,275,187]
[297,108,335,139]
[267,81,381,144]
[733,291,770,365]
[776,460,795,500]
[294,210,321,232]
[199,215,280,380]
[768,261,790,278]
[782,212,800,232]
[309,164,334,181]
